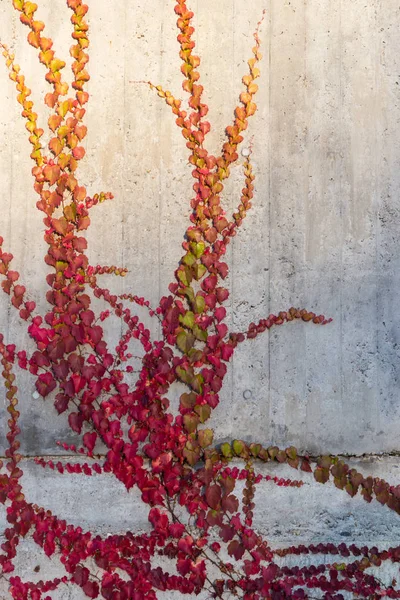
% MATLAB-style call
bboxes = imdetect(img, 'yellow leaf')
[57,125,70,139]
[23,2,38,17]
[58,100,70,118]
[55,81,69,96]
[57,153,70,170]
[50,58,66,72]
[39,50,54,66]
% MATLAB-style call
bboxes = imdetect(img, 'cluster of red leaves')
[0,1,397,599]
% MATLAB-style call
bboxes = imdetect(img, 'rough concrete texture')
[0,0,400,596]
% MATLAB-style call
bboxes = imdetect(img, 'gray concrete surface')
[0,0,400,596]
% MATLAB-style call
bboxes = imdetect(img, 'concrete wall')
[0,0,400,597]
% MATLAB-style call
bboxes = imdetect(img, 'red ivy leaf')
[68,412,83,434]
[205,484,221,510]
[36,373,56,397]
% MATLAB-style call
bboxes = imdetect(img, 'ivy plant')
[0,1,398,599]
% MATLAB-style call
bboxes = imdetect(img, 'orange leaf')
[32,20,44,33]
[48,192,62,209]
[75,69,90,82]
[55,81,69,96]
[248,83,258,94]
[39,49,54,66]
[66,133,78,149]
[235,106,247,121]
[44,93,57,108]
[43,164,60,186]
[73,186,86,202]
[76,91,89,105]
[39,37,53,52]
[48,114,62,132]
[52,217,68,236]
[65,175,77,191]
[27,31,40,48]
[49,138,63,157]
[70,44,80,59]
[77,215,90,230]
[74,124,87,140]
[69,157,78,172]
[189,55,200,68]
[240,92,252,105]
[72,146,85,160]
[246,102,257,116]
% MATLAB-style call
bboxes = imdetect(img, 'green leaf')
[286,446,297,461]
[188,348,203,363]
[56,260,68,272]
[183,446,200,466]
[182,252,196,266]
[232,439,246,457]
[180,311,195,329]
[190,241,205,259]
[194,294,206,314]
[180,392,197,409]
[267,446,279,460]
[318,455,332,469]
[195,403,210,423]
[221,443,233,459]
[177,266,192,287]
[193,324,208,342]
[176,365,193,385]
[183,286,195,303]
[191,374,203,394]
[184,413,199,433]
[177,330,195,354]
[187,229,202,242]
[314,467,330,484]
[249,443,261,458]
[192,263,207,280]
[198,428,213,448]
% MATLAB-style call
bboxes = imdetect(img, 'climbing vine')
[0,1,399,598]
